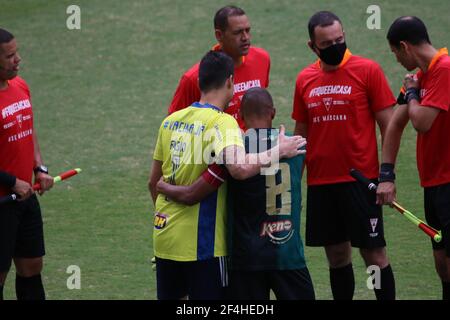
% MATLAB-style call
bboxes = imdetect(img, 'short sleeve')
[367,62,396,112]
[168,73,201,114]
[421,66,450,111]
[153,120,167,161]
[265,55,271,87]
[14,77,31,99]
[213,115,244,158]
[291,75,308,122]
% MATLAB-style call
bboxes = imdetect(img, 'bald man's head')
[240,88,275,126]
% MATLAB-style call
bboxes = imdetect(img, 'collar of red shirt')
[212,43,246,66]
[400,48,448,94]
[427,47,448,72]
[315,48,352,70]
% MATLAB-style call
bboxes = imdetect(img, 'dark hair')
[214,6,246,31]
[308,11,342,41]
[387,16,431,47]
[0,28,14,45]
[199,51,234,93]
[241,87,274,119]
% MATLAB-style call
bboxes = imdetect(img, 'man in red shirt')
[168,5,270,129]
[0,28,53,300]
[377,16,450,300]
[292,11,396,300]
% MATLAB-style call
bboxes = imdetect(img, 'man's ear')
[215,29,223,43]
[271,107,276,120]
[308,40,317,55]
[399,41,409,53]
[227,75,234,89]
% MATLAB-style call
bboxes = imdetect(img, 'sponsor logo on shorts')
[154,212,168,230]
[369,218,379,237]
[260,219,294,244]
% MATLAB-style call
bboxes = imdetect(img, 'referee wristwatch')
[34,165,49,175]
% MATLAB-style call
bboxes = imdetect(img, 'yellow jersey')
[153,102,243,261]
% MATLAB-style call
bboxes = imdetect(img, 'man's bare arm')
[294,121,308,139]
[32,129,53,194]
[408,100,440,133]
[376,106,409,205]
[375,106,394,145]
[156,177,217,206]
[148,160,163,205]
[224,125,306,180]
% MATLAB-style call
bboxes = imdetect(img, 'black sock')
[15,274,45,300]
[0,284,3,300]
[442,281,450,300]
[373,264,396,300]
[330,263,355,300]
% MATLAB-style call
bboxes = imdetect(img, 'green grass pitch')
[1,0,449,299]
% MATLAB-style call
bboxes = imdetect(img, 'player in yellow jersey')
[148,51,305,300]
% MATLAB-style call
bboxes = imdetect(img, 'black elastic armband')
[397,92,407,105]
[0,171,16,188]
[379,163,396,183]
[405,87,420,103]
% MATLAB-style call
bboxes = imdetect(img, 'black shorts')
[227,268,315,300]
[156,256,228,300]
[0,194,45,272]
[306,181,386,249]
[424,182,450,257]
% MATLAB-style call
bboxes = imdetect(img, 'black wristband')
[379,163,396,182]
[0,171,16,188]
[405,87,420,103]
[397,91,407,105]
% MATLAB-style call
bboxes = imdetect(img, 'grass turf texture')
[1,0,449,299]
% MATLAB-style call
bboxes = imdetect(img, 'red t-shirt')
[415,49,450,187]
[168,46,270,129]
[0,76,34,196]
[292,51,395,186]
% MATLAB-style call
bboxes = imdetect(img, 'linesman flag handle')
[350,169,442,243]
[33,168,82,191]
[349,169,377,191]
[0,168,82,205]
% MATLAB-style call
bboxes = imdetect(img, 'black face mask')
[316,42,347,66]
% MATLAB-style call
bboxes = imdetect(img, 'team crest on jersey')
[323,98,333,112]
[16,114,23,128]
[260,220,294,244]
[154,212,168,230]
[369,218,379,237]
